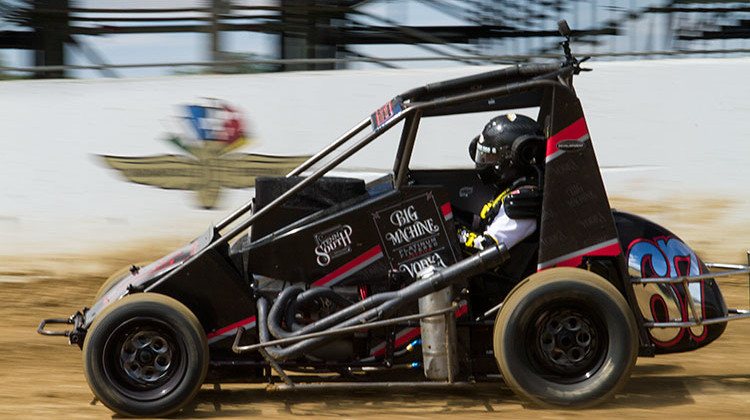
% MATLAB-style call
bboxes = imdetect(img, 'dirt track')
[5,198,750,419]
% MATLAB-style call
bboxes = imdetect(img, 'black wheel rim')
[526,302,608,384]
[101,316,187,401]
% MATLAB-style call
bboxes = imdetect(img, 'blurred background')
[1,1,749,258]
[1,0,750,79]
[2,4,750,419]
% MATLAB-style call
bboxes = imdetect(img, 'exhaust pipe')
[268,285,354,339]
[255,244,508,361]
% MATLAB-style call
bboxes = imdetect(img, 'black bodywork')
[39,23,731,413]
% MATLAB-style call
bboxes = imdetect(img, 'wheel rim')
[102,316,187,401]
[528,304,608,383]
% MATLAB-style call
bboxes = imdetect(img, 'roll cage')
[92,32,750,345]
[138,60,586,292]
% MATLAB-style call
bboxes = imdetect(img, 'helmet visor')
[474,149,501,164]
[474,140,509,165]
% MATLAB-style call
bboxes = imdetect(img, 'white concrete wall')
[1,58,749,256]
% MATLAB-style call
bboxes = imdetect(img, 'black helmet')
[468,113,545,188]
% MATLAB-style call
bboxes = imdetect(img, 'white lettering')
[397,237,439,259]
[314,225,353,267]
[384,218,440,246]
[389,205,419,227]
[399,253,448,278]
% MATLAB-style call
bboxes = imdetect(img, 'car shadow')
[180,382,520,418]
[174,364,750,418]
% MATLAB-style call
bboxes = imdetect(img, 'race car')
[39,21,750,417]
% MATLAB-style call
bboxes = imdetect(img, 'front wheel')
[83,293,209,417]
[493,267,638,408]
[92,260,150,304]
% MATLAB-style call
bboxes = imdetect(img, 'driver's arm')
[459,185,541,251]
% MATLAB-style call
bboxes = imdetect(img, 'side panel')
[537,86,654,355]
[245,186,460,286]
[250,176,368,241]
[537,86,621,271]
[614,210,728,353]
[149,247,258,349]
[85,228,257,351]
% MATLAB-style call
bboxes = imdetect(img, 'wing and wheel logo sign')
[101,100,310,209]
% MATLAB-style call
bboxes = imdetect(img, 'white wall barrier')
[1,58,749,256]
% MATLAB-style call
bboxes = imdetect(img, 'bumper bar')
[37,311,86,347]
[631,251,750,329]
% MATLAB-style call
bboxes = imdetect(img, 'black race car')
[39,21,750,417]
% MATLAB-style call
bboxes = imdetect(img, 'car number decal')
[371,98,403,131]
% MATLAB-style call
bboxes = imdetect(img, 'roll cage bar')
[80,16,750,336]
[220,62,579,236]
[142,60,580,293]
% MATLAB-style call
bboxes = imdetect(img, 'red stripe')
[542,242,621,271]
[441,202,453,218]
[207,315,256,339]
[313,245,382,286]
[394,328,422,351]
[545,117,588,158]
[371,327,422,357]
[370,303,469,357]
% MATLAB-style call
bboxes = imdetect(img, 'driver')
[458,113,545,252]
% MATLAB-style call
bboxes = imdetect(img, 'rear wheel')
[493,267,637,407]
[83,293,208,417]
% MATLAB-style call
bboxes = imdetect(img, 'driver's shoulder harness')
[460,178,541,250]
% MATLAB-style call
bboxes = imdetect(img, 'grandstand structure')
[1,0,749,78]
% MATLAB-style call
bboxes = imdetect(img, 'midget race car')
[38,21,750,417]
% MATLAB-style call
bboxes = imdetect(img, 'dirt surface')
[5,198,750,419]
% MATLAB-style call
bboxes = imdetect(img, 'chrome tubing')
[215,117,371,232]
[238,244,509,360]
[144,106,415,294]
[234,305,456,353]
[286,118,371,177]
[633,257,750,328]
[267,285,353,339]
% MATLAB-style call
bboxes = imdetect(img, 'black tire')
[93,261,150,303]
[494,267,637,408]
[83,293,209,417]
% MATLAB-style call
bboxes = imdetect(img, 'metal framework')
[632,254,750,328]
[2,0,750,78]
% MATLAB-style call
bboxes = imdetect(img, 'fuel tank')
[613,210,728,354]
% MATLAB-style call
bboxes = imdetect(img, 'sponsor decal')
[556,139,586,151]
[399,252,448,278]
[565,183,596,209]
[371,98,403,131]
[458,186,473,198]
[372,193,457,277]
[384,204,441,247]
[545,117,590,163]
[314,224,354,267]
[100,99,310,209]
[150,242,200,273]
